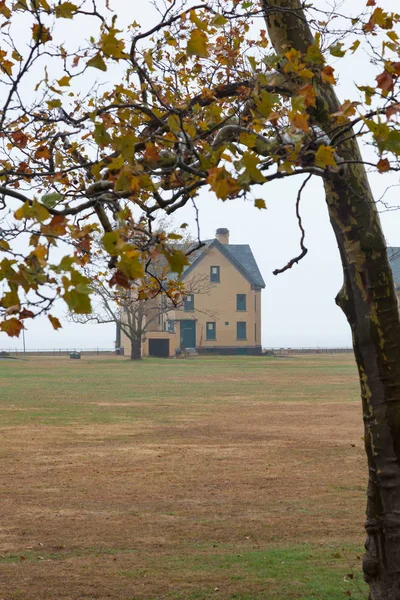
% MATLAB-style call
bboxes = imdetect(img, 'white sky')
[1,0,399,351]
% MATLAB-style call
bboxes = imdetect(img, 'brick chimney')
[216,228,229,245]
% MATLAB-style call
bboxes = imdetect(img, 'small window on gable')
[184,294,194,311]
[210,266,220,282]
[237,294,247,311]
[237,321,247,340]
[206,322,216,340]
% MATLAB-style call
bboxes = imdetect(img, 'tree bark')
[264,2,400,598]
[130,338,142,360]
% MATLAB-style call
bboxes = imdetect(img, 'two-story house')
[119,228,265,357]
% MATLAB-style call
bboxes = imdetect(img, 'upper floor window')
[184,294,194,311]
[236,294,247,311]
[237,321,247,340]
[206,322,216,340]
[210,266,220,282]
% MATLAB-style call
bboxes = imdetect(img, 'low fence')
[0,346,353,357]
[0,348,116,357]
[263,347,353,355]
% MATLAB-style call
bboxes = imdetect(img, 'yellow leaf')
[57,75,71,86]
[315,145,337,168]
[187,29,209,58]
[254,199,266,210]
[55,2,78,18]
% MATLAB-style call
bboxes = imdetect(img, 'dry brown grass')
[0,354,367,600]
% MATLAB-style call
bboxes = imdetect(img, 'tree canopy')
[0,0,399,335]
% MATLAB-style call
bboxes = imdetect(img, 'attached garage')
[148,338,170,358]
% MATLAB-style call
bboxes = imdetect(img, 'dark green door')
[180,320,196,348]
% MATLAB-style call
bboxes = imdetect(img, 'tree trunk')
[264,2,400,597]
[130,338,142,360]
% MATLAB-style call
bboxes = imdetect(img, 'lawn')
[0,354,368,599]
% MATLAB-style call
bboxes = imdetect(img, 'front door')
[180,320,196,349]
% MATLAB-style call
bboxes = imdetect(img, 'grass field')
[0,354,368,599]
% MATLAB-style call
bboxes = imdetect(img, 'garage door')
[149,339,170,358]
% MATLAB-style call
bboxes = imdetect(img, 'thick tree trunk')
[264,2,400,598]
[130,338,142,360]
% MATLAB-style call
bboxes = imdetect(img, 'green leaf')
[41,192,62,208]
[330,43,346,58]
[165,250,189,275]
[87,53,107,71]
[93,123,111,148]
[255,90,279,118]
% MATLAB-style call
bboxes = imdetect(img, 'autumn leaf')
[376,70,394,94]
[254,199,266,210]
[315,145,337,168]
[19,308,34,319]
[377,158,390,172]
[0,1,11,18]
[298,84,317,107]
[290,112,310,132]
[57,75,71,86]
[0,318,24,337]
[87,53,107,71]
[109,270,130,289]
[386,103,400,120]
[34,146,51,160]
[321,66,336,85]
[48,314,62,329]
[207,167,240,200]
[32,24,52,44]
[187,29,209,58]
[55,2,78,18]
[11,131,28,148]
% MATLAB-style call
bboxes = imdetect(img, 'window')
[206,322,216,340]
[168,320,175,333]
[254,294,257,312]
[210,266,220,282]
[255,323,257,341]
[236,294,247,311]
[184,294,194,311]
[237,321,247,340]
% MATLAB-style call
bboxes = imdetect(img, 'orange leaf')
[377,158,390,172]
[48,314,62,330]
[11,131,28,149]
[0,318,24,337]
[291,112,310,132]
[298,84,317,107]
[34,146,51,160]
[321,66,336,85]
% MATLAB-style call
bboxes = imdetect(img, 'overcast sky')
[1,0,399,351]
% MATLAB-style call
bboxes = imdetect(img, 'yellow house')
[120,228,265,357]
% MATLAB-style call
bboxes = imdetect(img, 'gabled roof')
[388,247,400,289]
[182,238,265,289]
